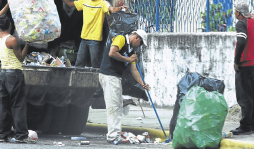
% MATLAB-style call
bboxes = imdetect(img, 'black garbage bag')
[108,11,138,39]
[169,72,225,139]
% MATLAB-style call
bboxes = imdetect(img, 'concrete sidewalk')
[86,105,254,148]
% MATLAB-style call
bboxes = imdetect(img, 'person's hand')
[142,83,149,91]
[121,6,129,12]
[234,63,239,73]
[26,41,31,46]
[128,54,137,63]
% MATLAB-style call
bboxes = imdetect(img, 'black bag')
[108,11,138,39]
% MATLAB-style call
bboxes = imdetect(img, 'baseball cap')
[234,2,251,18]
[132,29,147,46]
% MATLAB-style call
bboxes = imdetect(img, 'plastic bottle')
[113,140,118,145]
[71,137,87,140]
[37,54,43,64]
[79,141,90,145]
[222,132,233,138]
[63,49,67,63]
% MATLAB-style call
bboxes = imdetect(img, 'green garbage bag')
[172,86,228,149]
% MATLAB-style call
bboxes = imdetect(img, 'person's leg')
[249,69,254,132]
[5,71,28,140]
[75,39,89,68]
[88,40,103,68]
[232,69,252,134]
[99,73,123,141]
[0,72,12,141]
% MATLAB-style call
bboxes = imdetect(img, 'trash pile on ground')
[23,50,72,67]
[111,131,154,145]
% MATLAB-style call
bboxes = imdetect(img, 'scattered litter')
[222,132,233,138]
[121,132,128,139]
[127,132,140,144]
[71,137,87,140]
[53,142,65,147]
[11,138,15,142]
[137,135,146,143]
[142,132,150,143]
[154,138,162,143]
[136,117,142,120]
[28,130,38,142]
[120,131,153,144]
[113,140,119,145]
[79,141,90,145]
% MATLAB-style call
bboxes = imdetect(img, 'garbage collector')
[99,29,149,143]
[230,2,254,135]
[62,0,128,68]
[0,13,31,142]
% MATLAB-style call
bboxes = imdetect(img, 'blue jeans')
[75,39,102,68]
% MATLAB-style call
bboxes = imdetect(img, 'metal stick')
[138,99,146,118]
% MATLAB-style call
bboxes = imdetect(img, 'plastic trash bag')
[8,0,61,43]
[108,11,138,39]
[170,72,225,139]
[172,86,228,149]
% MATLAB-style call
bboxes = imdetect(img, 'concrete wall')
[142,32,236,107]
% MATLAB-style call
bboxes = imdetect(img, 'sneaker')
[230,127,252,135]
[15,137,36,144]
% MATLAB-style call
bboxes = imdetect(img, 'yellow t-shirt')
[111,35,125,50]
[0,35,22,70]
[74,0,110,41]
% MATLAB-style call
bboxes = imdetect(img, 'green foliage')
[200,2,234,32]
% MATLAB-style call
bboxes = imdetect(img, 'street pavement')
[87,105,254,148]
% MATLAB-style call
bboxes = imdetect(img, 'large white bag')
[8,0,61,43]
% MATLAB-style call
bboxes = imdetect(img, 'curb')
[85,123,170,142]
[220,139,254,149]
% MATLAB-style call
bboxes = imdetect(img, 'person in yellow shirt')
[99,29,149,144]
[62,0,127,68]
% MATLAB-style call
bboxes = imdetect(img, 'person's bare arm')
[62,0,75,7]
[108,6,128,13]
[109,46,137,62]
[130,63,149,91]
[6,36,29,62]
[0,3,9,16]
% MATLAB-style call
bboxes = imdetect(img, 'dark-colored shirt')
[100,35,130,77]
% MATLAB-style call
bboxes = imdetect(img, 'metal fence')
[127,0,254,32]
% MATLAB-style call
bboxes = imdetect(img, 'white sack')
[8,0,61,43]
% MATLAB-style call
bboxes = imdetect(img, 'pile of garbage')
[109,131,153,145]
[23,50,71,67]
